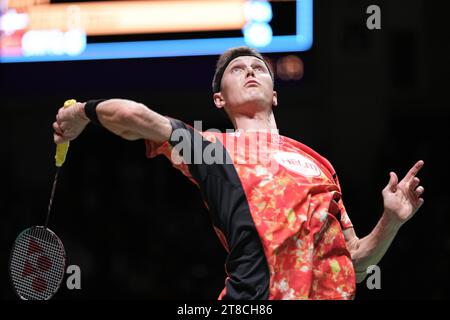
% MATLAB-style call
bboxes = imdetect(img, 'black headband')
[212,53,274,93]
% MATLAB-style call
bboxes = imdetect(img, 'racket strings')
[10,227,66,300]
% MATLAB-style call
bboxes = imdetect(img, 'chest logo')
[273,152,322,177]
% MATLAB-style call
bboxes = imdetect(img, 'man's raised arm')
[53,99,172,144]
[343,160,425,283]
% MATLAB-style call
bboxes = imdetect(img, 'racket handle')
[55,99,77,167]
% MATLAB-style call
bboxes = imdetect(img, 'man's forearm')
[83,99,171,142]
[351,212,402,282]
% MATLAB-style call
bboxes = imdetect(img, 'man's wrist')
[381,210,403,233]
[83,99,107,126]
[78,102,89,122]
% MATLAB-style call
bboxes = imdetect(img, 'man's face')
[214,56,277,113]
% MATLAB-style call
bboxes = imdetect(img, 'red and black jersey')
[145,118,356,300]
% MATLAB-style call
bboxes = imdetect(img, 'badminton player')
[52,46,425,300]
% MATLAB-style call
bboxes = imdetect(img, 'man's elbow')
[352,254,369,284]
[120,130,141,141]
[349,246,367,284]
[355,272,366,284]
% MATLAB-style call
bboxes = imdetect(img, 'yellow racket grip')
[55,99,77,167]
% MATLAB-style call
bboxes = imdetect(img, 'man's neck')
[230,110,278,133]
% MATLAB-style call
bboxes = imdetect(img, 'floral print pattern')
[146,127,356,300]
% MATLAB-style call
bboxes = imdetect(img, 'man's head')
[212,46,277,117]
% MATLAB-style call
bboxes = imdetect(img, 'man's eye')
[232,67,243,73]
[254,66,264,72]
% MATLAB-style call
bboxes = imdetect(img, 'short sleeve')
[334,174,353,230]
[311,150,354,230]
[145,118,201,186]
[144,117,214,187]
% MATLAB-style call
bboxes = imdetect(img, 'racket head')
[9,226,66,300]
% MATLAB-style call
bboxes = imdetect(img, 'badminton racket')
[9,99,76,300]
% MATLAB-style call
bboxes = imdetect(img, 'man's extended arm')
[53,99,171,144]
[343,161,425,283]
[343,216,401,283]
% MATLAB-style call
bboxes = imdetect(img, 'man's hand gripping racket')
[9,99,76,300]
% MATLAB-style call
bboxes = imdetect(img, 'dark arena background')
[1,0,449,301]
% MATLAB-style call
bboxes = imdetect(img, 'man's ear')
[213,92,225,109]
[272,91,278,107]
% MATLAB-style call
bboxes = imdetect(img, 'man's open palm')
[382,160,425,225]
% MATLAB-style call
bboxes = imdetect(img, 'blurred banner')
[0,0,313,62]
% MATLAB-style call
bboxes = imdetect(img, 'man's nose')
[245,66,256,77]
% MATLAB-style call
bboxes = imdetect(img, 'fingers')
[414,186,425,197]
[54,104,73,144]
[52,121,63,135]
[404,160,424,183]
[406,167,425,205]
[417,198,425,208]
[53,120,70,140]
[56,107,64,121]
[53,132,67,144]
[56,105,69,123]
[410,177,420,190]
[387,172,398,192]
[55,106,70,137]
[54,106,70,142]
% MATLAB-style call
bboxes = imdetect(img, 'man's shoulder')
[283,135,336,176]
